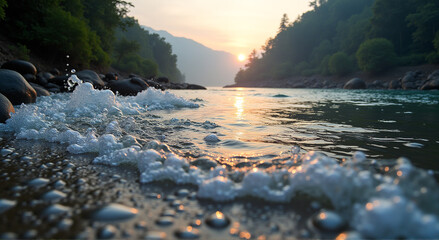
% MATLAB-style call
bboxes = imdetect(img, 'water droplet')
[1,148,13,157]
[176,189,190,197]
[66,55,70,58]
[92,203,138,222]
[71,69,76,74]
[312,210,346,232]
[66,63,69,67]
[205,211,230,229]
[174,226,200,239]
[161,209,176,217]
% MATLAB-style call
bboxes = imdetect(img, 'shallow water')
[0,82,439,238]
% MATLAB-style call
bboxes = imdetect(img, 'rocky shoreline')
[224,65,439,90]
[0,59,206,123]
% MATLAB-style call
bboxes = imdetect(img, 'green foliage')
[434,31,439,53]
[406,1,439,53]
[112,18,184,82]
[0,0,6,20]
[328,52,351,76]
[356,38,396,73]
[9,43,30,61]
[397,54,426,66]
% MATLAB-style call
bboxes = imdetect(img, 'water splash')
[67,74,82,91]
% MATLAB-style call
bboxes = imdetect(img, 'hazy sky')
[129,0,311,57]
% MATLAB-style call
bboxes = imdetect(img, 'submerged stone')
[205,211,230,229]
[92,203,138,222]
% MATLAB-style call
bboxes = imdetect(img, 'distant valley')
[143,26,242,86]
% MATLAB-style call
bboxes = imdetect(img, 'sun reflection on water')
[234,96,245,120]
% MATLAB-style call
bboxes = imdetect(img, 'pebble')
[175,226,200,239]
[0,199,16,214]
[28,178,50,188]
[42,190,67,201]
[92,203,138,222]
[156,216,174,226]
[145,231,166,240]
[205,211,230,229]
[98,225,117,239]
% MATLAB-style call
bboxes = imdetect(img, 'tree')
[356,38,397,73]
[328,52,351,76]
[0,0,6,20]
[279,14,290,32]
[406,1,439,53]
[113,37,140,64]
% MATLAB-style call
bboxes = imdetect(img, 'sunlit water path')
[0,81,438,238]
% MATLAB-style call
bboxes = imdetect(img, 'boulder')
[145,79,165,90]
[0,69,37,105]
[75,70,105,89]
[22,73,36,83]
[401,71,424,90]
[186,84,207,90]
[156,77,170,84]
[29,82,50,97]
[388,79,401,89]
[104,73,118,82]
[369,80,385,89]
[107,77,149,96]
[1,59,37,76]
[36,72,55,86]
[50,68,60,76]
[343,78,366,89]
[421,79,439,90]
[0,93,15,123]
[421,70,439,90]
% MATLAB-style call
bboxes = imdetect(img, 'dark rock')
[401,71,423,90]
[1,60,37,76]
[50,68,60,76]
[75,70,105,89]
[421,70,439,90]
[369,80,385,89]
[388,79,401,89]
[29,83,50,96]
[0,93,15,123]
[156,77,170,84]
[104,73,118,82]
[22,73,36,83]
[48,76,69,92]
[108,77,149,96]
[36,72,55,86]
[145,79,165,90]
[186,84,207,90]
[0,69,37,105]
[343,78,366,89]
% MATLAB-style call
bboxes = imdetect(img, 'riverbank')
[225,64,439,90]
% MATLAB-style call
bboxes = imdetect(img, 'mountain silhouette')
[143,26,241,86]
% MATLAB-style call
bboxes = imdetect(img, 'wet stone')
[156,216,174,226]
[0,199,16,214]
[145,231,167,240]
[42,190,67,201]
[161,209,176,217]
[92,203,138,222]
[205,211,230,229]
[175,226,200,239]
[176,189,190,197]
[42,204,71,218]
[98,225,117,239]
[312,210,346,232]
[28,178,50,188]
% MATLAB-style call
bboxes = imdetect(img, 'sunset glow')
[238,54,246,62]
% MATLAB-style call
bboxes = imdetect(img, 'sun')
[237,54,246,62]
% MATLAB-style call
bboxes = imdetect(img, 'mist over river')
[0,82,438,239]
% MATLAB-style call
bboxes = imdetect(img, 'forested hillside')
[236,0,439,84]
[0,0,184,82]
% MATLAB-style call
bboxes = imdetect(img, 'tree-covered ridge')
[236,0,439,84]
[0,0,184,82]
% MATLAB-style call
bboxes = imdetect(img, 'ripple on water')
[403,142,424,148]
